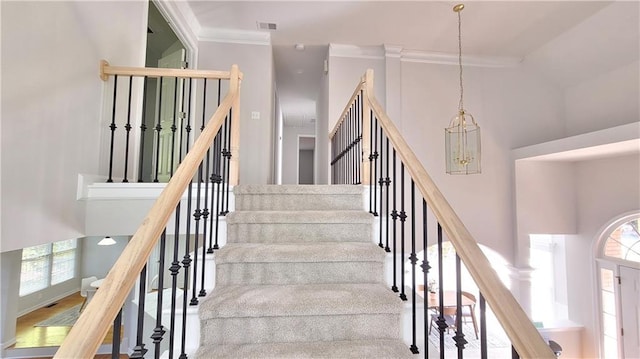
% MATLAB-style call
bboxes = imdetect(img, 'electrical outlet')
[251,111,260,120]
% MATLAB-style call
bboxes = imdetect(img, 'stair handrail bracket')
[335,69,555,359]
[55,64,242,359]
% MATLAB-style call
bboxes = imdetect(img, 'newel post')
[229,64,241,185]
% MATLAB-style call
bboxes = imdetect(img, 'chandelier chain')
[457,10,464,112]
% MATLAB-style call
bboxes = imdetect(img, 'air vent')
[257,22,277,30]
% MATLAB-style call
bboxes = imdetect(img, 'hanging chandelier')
[445,3,481,175]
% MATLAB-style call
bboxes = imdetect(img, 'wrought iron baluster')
[107,75,118,183]
[153,77,164,183]
[179,78,194,359]
[480,293,487,359]
[384,137,391,252]
[190,83,208,305]
[220,114,229,215]
[208,79,222,253]
[422,199,431,359]
[369,111,374,213]
[399,163,407,301]
[378,128,384,249]
[138,76,149,183]
[436,223,446,359]
[122,76,133,182]
[169,203,181,359]
[169,77,180,178]
[454,253,468,356]
[409,180,419,354]
[372,115,379,216]
[222,109,232,214]
[355,94,361,184]
[152,230,167,359]
[212,132,223,250]
[512,346,520,359]
[391,148,398,293]
[112,307,122,359]
[130,265,148,358]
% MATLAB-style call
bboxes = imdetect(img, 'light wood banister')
[336,69,555,358]
[329,72,372,185]
[100,59,244,81]
[329,76,365,138]
[55,64,241,359]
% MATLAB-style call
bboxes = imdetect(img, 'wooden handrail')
[100,59,245,81]
[329,73,372,185]
[55,64,241,359]
[337,70,555,358]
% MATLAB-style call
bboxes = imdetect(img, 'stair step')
[194,339,414,359]
[199,283,403,344]
[234,185,364,211]
[215,243,385,285]
[227,211,373,243]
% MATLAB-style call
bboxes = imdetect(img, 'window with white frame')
[529,234,568,322]
[19,239,77,296]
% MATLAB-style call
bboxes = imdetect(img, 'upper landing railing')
[55,63,242,358]
[330,70,555,358]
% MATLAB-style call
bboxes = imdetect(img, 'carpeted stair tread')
[234,184,363,195]
[200,283,402,319]
[216,242,385,263]
[194,339,414,359]
[227,210,373,224]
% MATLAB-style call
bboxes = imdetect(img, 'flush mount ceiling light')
[98,236,116,246]
[445,3,481,175]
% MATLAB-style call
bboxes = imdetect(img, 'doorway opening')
[595,212,640,359]
[298,136,315,185]
[139,1,187,182]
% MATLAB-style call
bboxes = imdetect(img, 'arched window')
[602,216,640,263]
[596,212,640,359]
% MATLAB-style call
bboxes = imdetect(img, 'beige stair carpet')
[196,185,411,359]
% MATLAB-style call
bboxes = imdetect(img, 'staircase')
[195,185,412,358]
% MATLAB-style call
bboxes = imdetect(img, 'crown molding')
[329,44,521,67]
[329,44,385,60]
[384,44,403,58]
[199,27,271,46]
[401,50,522,68]
[153,0,200,52]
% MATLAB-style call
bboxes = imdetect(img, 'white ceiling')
[183,1,636,127]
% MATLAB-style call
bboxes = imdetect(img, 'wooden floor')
[9,292,120,352]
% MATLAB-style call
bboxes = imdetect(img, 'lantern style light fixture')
[445,3,481,175]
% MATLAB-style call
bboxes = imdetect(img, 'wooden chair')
[461,291,479,339]
[428,306,456,336]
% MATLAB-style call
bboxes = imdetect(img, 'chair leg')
[79,297,87,313]
[470,311,479,339]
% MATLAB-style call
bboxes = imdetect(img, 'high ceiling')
[182,1,635,126]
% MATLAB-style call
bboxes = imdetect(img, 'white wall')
[327,49,386,133]
[282,125,315,184]
[513,161,576,313]
[316,51,330,184]
[80,236,128,279]
[565,60,640,137]
[197,41,274,185]
[0,1,148,253]
[568,153,640,358]
[0,1,147,349]
[399,62,564,261]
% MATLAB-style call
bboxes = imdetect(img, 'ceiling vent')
[257,22,277,30]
